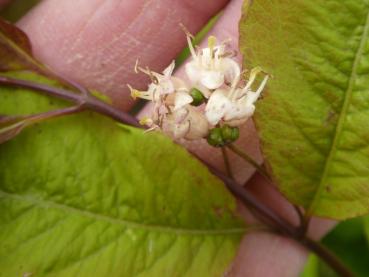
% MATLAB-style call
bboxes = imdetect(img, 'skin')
[14,0,335,276]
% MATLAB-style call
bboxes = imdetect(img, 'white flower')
[129,60,187,102]
[163,106,209,140]
[129,62,203,138]
[185,35,240,90]
[205,67,269,126]
[127,31,269,144]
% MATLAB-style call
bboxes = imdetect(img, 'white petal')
[200,48,212,67]
[185,61,201,85]
[245,75,269,105]
[171,77,189,92]
[224,102,255,122]
[147,84,161,101]
[163,60,175,77]
[163,110,190,139]
[185,106,209,140]
[205,89,232,125]
[174,92,193,111]
[172,121,190,139]
[173,107,189,124]
[201,70,224,90]
[159,79,175,94]
[220,58,241,84]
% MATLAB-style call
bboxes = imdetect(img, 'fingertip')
[17,0,230,110]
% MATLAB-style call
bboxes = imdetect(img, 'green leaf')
[0,73,245,276]
[0,105,82,144]
[240,0,369,219]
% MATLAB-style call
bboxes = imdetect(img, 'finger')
[137,0,262,183]
[228,174,336,277]
[17,0,229,110]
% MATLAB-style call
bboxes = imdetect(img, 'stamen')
[208,36,217,68]
[245,74,270,105]
[180,23,198,61]
[219,50,237,58]
[208,36,216,55]
[146,66,159,84]
[179,23,194,39]
[127,85,141,99]
[228,74,242,101]
[134,59,139,73]
[139,116,154,126]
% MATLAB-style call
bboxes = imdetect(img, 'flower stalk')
[226,143,270,180]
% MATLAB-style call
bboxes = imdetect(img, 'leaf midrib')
[307,9,369,215]
[0,190,245,236]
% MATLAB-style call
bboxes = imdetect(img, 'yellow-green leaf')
[0,73,245,276]
[240,0,369,219]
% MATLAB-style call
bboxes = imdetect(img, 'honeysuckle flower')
[205,67,269,127]
[185,35,241,90]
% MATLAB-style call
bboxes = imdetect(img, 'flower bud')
[207,127,224,147]
[189,88,206,106]
[206,125,240,147]
[221,125,239,144]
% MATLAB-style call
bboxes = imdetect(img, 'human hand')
[16,0,335,276]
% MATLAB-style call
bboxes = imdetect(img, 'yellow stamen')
[208,35,217,57]
[139,116,153,126]
[127,85,143,100]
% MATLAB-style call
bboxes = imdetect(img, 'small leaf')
[0,18,44,72]
[0,105,82,144]
[240,0,369,219]
[0,72,245,276]
[0,115,25,144]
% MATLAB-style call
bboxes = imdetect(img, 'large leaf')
[0,73,245,276]
[240,0,369,219]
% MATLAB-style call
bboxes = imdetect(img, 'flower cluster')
[128,33,269,147]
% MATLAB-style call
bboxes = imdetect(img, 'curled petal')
[184,106,209,140]
[185,61,201,85]
[163,60,175,77]
[174,92,193,111]
[224,101,255,122]
[200,71,224,90]
[221,58,241,84]
[205,89,232,125]
[172,121,191,139]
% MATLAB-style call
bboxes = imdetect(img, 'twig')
[0,75,140,128]
[226,143,270,180]
[293,205,311,237]
[221,147,234,178]
[302,237,354,277]
[207,164,354,277]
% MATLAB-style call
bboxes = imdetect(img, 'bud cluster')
[128,33,269,147]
